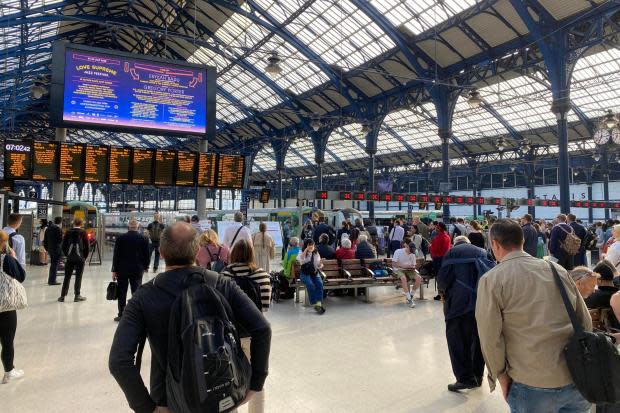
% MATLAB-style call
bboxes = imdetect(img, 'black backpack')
[66,231,84,263]
[152,270,252,413]
[205,246,226,273]
[549,262,620,405]
[582,229,598,251]
[229,274,263,312]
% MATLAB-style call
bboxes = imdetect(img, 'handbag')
[549,262,620,404]
[106,281,118,301]
[0,255,27,312]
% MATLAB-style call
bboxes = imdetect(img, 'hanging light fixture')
[265,52,283,76]
[31,84,47,99]
[593,152,601,162]
[496,138,507,152]
[605,110,618,129]
[361,123,370,133]
[467,89,482,108]
[310,119,321,132]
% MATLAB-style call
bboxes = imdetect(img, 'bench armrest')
[341,268,352,281]
[361,267,375,278]
[318,269,327,281]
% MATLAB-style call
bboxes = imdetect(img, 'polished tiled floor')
[1,261,507,413]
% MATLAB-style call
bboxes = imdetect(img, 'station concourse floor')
[1,260,507,413]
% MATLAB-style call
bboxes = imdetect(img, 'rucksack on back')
[560,227,581,256]
[159,272,252,413]
[206,246,226,273]
[229,275,262,311]
[582,230,598,251]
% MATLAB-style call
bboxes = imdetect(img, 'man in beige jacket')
[476,219,592,413]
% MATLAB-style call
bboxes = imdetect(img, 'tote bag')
[0,255,27,312]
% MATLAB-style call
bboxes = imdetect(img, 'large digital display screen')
[197,153,217,187]
[154,149,175,186]
[52,43,215,136]
[132,148,154,185]
[32,141,58,181]
[4,141,31,181]
[216,155,246,189]
[84,145,109,183]
[59,143,85,181]
[176,151,197,186]
[108,147,131,184]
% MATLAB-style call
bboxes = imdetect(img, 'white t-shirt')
[605,241,620,271]
[392,248,417,269]
[222,222,253,249]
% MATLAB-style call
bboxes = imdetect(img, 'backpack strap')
[548,262,583,333]
[230,226,243,247]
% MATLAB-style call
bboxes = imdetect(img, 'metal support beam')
[196,140,208,219]
[52,128,66,218]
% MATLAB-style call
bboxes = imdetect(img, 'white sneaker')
[409,299,416,308]
[2,369,24,384]
[404,292,413,305]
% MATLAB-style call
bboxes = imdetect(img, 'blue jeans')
[508,382,591,413]
[300,273,324,305]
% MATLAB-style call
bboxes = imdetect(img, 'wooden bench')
[291,258,400,304]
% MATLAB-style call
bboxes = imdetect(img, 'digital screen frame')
[4,140,32,181]
[32,141,59,181]
[50,42,217,139]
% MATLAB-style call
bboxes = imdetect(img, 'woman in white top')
[252,223,276,273]
[296,238,325,314]
[604,224,620,271]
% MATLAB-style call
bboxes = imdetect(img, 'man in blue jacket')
[437,236,495,392]
[111,219,150,322]
[520,214,538,257]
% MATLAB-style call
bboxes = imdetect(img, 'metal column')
[196,140,208,219]
[317,162,323,209]
[368,154,375,221]
[277,168,283,208]
[439,129,451,221]
[52,128,66,218]
[554,105,571,213]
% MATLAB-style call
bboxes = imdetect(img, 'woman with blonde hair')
[195,229,229,272]
[221,239,271,413]
[252,222,275,273]
[0,230,26,384]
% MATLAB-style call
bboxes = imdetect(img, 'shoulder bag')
[549,262,620,404]
[0,255,27,312]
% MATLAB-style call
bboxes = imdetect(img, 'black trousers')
[48,253,61,284]
[445,312,485,384]
[557,253,575,271]
[117,273,143,317]
[0,310,17,372]
[282,238,289,260]
[149,242,160,270]
[61,260,85,297]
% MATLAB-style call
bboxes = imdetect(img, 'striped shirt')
[222,263,271,312]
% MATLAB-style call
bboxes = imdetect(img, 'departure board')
[84,145,109,183]
[108,146,131,184]
[59,143,85,181]
[4,141,32,180]
[216,154,246,189]
[131,148,154,185]
[0,180,14,192]
[32,141,58,181]
[197,153,217,187]
[176,151,197,186]
[154,149,175,186]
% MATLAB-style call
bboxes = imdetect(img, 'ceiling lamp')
[31,84,47,99]
[593,152,601,162]
[519,139,531,154]
[361,123,370,133]
[467,89,482,109]
[605,110,618,129]
[310,119,321,132]
[265,52,282,76]
[496,138,507,152]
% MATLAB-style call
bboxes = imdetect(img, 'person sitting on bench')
[392,241,423,308]
[297,239,325,314]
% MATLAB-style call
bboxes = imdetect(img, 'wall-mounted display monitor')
[108,146,131,184]
[197,153,217,187]
[84,145,109,183]
[259,188,271,203]
[154,149,175,186]
[32,141,58,181]
[50,42,216,138]
[216,155,245,189]
[4,140,32,181]
[59,143,85,181]
[131,148,154,185]
[176,151,197,186]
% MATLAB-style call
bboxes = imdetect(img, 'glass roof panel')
[255,0,395,70]
[382,107,439,150]
[452,96,509,140]
[217,95,247,123]
[286,137,315,168]
[326,124,368,160]
[572,49,620,121]
[370,0,478,35]
[253,146,277,173]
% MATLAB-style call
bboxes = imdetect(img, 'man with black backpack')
[109,221,271,413]
[58,217,89,303]
[476,219,592,413]
[43,217,63,286]
[147,214,165,272]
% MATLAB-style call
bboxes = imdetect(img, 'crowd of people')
[2,208,620,413]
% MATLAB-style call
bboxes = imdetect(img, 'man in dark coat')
[312,216,335,246]
[59,217,90,302]
[437,236,495,392]
[520,214,538,257]
[43,216,63,285]
[549,214,575,270]
[355,234,377,259]
[568,213,587,266]
[111,219,150,322]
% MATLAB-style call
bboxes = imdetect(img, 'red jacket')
[430,231,451,258]
[335,247,355,260]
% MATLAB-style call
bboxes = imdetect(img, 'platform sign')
[216,154,245,189]
[316,190,328,200]
[131,148,155,185]
[408,194,417,203]
[108,146,131,184]
[4,140,32,181]
[197,153,217,187]
[259,188,270,203]
[466,197,474,204]
[476,197,486,205]
[353,192,365,201]
[419,195,429,203]
[84,145,109,183]
[154,149,175,186]
[380,193,392,202]
[32,141,59,181]
[394,194,404,202]
[366,192,379,201]
[37,203,48,219]
[176,151,197,186]
[339,191,352,201]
